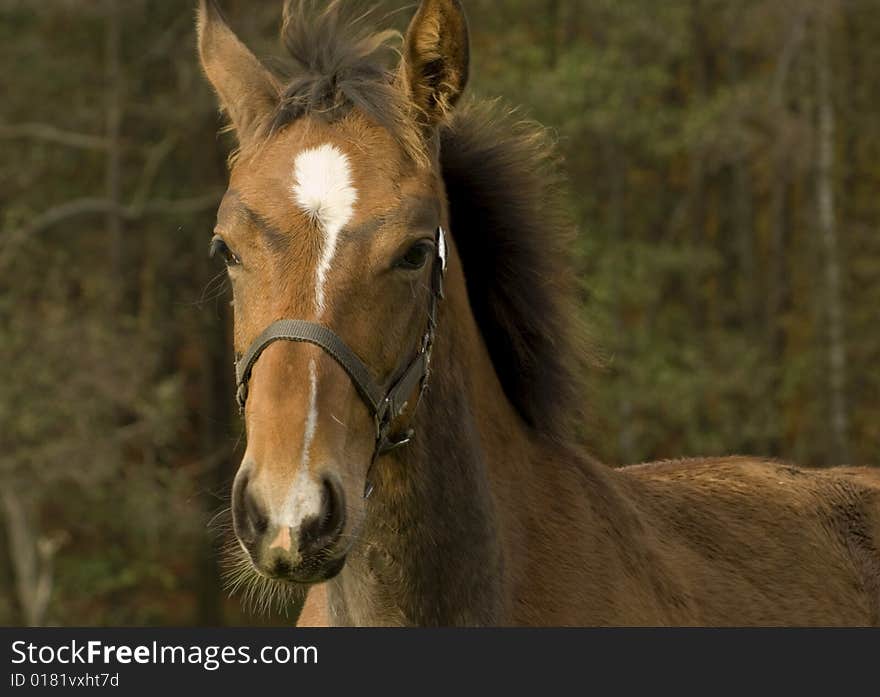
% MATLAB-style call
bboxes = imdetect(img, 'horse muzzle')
[232,468,349,583]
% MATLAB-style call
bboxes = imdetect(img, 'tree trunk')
[687,0,710,324]
[608,150,635,464]
[1,491,63,627]
[765,9,806,457]
[728,46,757,333]
[105,0,124,312]
[815,8,850,465]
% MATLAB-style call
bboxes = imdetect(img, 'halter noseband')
[233,227,447,496]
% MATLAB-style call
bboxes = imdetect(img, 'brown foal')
[198,0,880,625]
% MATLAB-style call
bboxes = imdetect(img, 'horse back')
[619,457,880,625]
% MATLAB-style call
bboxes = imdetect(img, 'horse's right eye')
[210,236,241,266]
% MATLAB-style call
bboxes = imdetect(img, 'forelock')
[268,0,426,167]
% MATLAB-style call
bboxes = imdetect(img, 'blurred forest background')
[1,0,878,626]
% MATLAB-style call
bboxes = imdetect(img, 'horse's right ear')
[197,0,279,144]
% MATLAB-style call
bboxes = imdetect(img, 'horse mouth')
[256,552,347,585]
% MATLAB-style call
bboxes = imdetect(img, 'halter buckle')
[374,397,392,437]
[236,383,248,413]
[379,429,414,454]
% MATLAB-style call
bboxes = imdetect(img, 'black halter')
[233,227,447,495]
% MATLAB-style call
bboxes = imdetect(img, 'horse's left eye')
[396,240,434,271]
[209,235,241,266]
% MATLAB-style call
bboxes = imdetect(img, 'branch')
[0,191,223,270]
[131,135,179,210]
[770,10,808,107]
[13,198,120,236]
[0,122,109,151]
[13,191,223,237]
[137,191,224,217]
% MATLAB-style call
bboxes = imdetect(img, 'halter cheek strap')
[233,227,447,493]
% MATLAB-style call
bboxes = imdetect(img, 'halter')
[233,227,447,496]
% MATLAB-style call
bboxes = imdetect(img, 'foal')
[198,0,880,625]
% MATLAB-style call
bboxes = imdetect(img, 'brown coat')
[197,0,880,626]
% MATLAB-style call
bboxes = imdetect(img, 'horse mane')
[272,0,586,439]
[440,104,586,438]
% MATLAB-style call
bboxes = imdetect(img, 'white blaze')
[278,359,322,531]
[301,359,319,470]
[283,143,356,539]
[291,143,358,317]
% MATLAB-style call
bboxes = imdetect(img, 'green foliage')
[468,0,878,468]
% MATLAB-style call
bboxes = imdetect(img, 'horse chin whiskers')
[220,536,304,617]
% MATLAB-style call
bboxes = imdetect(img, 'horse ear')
[400,0,470,130]
[197,0,279,144]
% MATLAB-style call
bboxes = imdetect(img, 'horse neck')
[326,251,618,625]
[321,251,516,623]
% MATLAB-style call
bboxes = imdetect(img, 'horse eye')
[396,240,433,271]
[209,235,241,266]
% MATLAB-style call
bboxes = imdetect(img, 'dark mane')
[274,1,585,439]
[441,103,585,438]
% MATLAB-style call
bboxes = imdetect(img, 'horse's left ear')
[400,0,470,130]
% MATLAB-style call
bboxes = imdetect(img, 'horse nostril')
[232,473,268,544]
[246,490,269,536]
[300,476,346,554]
